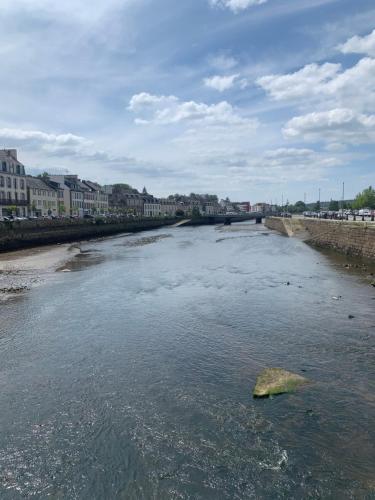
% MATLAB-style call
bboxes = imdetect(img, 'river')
[0,222,374,499]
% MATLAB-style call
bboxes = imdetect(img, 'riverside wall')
[265,217,375,260]
[0,217,178,252]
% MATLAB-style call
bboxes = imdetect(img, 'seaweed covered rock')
[253,368,308,397]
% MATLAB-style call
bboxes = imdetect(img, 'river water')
[0,222,374,499]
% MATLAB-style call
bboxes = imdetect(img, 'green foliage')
[290,200,306,213]
[192,206,201,218]
[352,186,375,209]
[175,209,185,217]
[328,199,339,211]
[314,200,321,212]
[112,183,133,193]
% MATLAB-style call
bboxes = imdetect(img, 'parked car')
[359,208,371,216]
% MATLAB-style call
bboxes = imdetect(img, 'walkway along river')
[0,222,374,498]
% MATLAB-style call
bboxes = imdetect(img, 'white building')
[0,149,28,217]
[27,177,58,217]
[144,201,161,217]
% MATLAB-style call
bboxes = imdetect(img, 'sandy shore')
[0,243,81,301]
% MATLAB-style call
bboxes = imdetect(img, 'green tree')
[314,200,321,212]
[37,172,49,179]
[352,186,375,209]
[293,200,306,213]
[192,206,201,218]
[328,199,339,211]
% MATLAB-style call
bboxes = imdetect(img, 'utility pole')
[318,188,321,212]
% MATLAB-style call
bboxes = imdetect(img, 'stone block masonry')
[0,217,177,252]
[265,217,375,261]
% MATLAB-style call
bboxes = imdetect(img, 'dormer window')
[2,162,6,172]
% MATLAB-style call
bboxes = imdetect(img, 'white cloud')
[222,147,344,185]
[128,92,254,126]
[128,92,178,111]
[0,128,139,166]
[204,74,240,91]
[209,53,238,71]
[339,29,375,57]
[0,128,91,155]
[257,62,341,100]
[257,57,375,112]
[283,108,375,144]
[210,0,268,13]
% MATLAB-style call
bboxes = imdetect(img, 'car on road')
[358,208,371,216]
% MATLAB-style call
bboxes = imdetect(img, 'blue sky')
[0,0,374,203]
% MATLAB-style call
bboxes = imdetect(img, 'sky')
[0,0,374,203]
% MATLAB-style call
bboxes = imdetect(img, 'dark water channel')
[0,222,374,499]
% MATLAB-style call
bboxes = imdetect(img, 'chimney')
[6,149,17,159]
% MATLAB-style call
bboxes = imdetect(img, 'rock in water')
[253,368,308,397]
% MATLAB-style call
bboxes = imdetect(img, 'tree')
[328,199,339,211]
[175,209,185,217]
[292,201,307,213]
[192,206,201,218]
[37,172,49,179]
[314,200,321,212]
[352,186,375,209]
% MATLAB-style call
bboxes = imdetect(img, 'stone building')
[0,149,28,217]
[27,177,58,216]
[144,201,161,217]
[107,184,152,216]
[159,198,179,216]
[82,180,109,214]
[49,175,85,216]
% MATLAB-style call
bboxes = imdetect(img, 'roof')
[82,180,102,192]
[26,176,57,191]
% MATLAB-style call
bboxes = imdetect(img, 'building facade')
[27,177,58,217]
[159,199,179,216]
[82,180,109,214]
[144,201,161,217]
[0,149,28,217]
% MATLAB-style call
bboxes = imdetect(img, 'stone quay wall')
[265,217,375,261]
[0,217,178,252]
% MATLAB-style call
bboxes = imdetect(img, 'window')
[20,193,25,200]
[16,165,20,175]
[13,178,17,189]
[7,192,11,200]
[20,179,24,189]
[0,176,3,187]
[7,177,11,188]
[2,162,6,171]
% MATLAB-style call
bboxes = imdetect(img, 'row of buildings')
[0,148,270,219]
[0,149,109,218]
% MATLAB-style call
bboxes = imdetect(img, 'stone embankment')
[265,217,375,261]
[0,217,177,252]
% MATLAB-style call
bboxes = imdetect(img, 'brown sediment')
[0,243,80,302]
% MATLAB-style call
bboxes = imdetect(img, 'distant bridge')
[174,212,268,227]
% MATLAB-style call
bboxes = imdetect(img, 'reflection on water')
[0,222,374,499]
